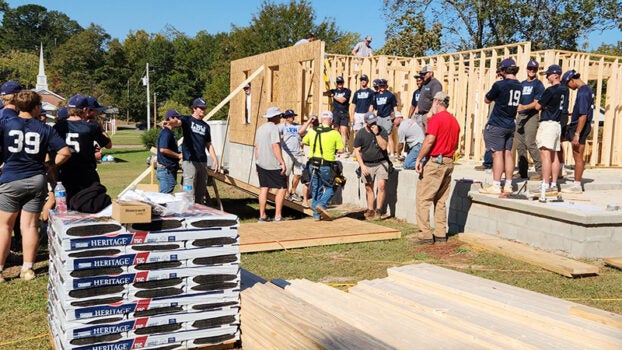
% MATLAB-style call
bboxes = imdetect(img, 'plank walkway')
[240,264,622,349]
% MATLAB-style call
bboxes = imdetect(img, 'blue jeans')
[156,167,178,193]
[310,165,334,220]
[403,143,422,169]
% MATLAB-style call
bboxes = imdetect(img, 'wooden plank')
[458,232,599,277]
[239,216,400,253]
[569,305,622,330]
[604,257,622,270]
[387,264,622,348]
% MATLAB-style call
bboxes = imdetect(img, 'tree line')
[0,0,619,123]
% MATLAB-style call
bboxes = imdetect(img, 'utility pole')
[146,63,151,131]
[153,92,157,128]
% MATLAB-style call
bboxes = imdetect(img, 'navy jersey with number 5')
[0,117,66,184]
[485,79,522,129]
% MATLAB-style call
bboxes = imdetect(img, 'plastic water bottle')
[182,184,193,208]
[54,182,67,214]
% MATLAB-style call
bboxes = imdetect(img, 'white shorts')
[353,113,366,131]
[536,120,561,151]
[284,153,306,176]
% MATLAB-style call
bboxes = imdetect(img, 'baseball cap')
[543,64,562,76]
[416,73,425,80]
[365,35,372,41]
[319,110,333,119]
[360,74,368,81]
[364,112,377,124]
[336,76,344,83]
[527,59,539,69]
[1,81,23,96]
[378,78,388,86]
[372,79,379,87]
[68,94,89,108]
[243,83,250,89]
[283,109,297,118]
[56,107,68,120]
[263,106,283,119]
[165,109,180,120]
[419,66,433,74]
[193,97,207,108]
[393,111,404,119]
[561,69,580,85]
[86,96,105,111]
[433,91,450,103]
[499,58,516,69]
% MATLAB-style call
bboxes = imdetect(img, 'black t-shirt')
[353,126,389,164]
[181,115,211,162]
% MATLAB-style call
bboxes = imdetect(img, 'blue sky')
[6,0,621,52]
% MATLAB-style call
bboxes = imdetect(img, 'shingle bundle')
[47,204,240,350]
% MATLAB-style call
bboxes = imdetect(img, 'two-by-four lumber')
[241,282,390,349]
[275,278,493,349]
[604,257,622,271]
[458,232,599,277]
[569,305,622,330]
[387,264,622,349]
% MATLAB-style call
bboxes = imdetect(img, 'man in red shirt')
[414,91,460,245]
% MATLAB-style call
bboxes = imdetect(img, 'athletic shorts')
[256,165,287,189]
[536,120,561,151]
[559,114,569,140]
[484,124,514,151]
[0,174,47,213]
[361,161,389,184]
[565,123,592,145]
[352,112,366,131]
[284,153,306,176]
[376,116,393,134]
[332,110,349,127]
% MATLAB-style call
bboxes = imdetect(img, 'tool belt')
[309,157,334,167]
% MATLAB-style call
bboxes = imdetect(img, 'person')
[557,77,571,178]
[0,90,71,282]
[396,111,425,169]
[372,79,398,158]
[86,96,106,162]
[329,76,351,155]
[407,74,425,119]
[351,36,373,57]
[54,94,112,202]
[561,69,594,194]
[414,91,460,245]
[164,97,220,203]
[353,112,391,220]
[302,111,344,221]
[475,69,504,172]
[294,33,315,46]
[479,58,522,195]
[515,59,545,180]
[534,65,564,197]
[243,84,251,124]
[350,74,374,132]
[278,109,312,202]
[156,109,182,193]
[0,81,23,121]
[255,107,287,222]
[413,66,443,129]
[56,107,69,120]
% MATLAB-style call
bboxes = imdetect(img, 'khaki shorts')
[361,162,389,184]
[536,120,561,151]
[284,153,306,176]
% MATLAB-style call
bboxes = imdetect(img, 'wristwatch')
[574,132,580,136]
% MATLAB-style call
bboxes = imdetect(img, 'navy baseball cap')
[378,78,388,86]
[57,107,69,120]
[543,64,562,76]
[360,74,368,81]
[527,60,539,68]
[336,76,344,83]
[86,96,105,111]
[283,109,297,118]
[499,58,516,69]
[561,69,580,85]
[165,109,180,120]
[1,81,23,96]
[193,97,207,108]
[372,79,379,87]
[68,94,89,108]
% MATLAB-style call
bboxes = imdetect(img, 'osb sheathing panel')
[229,40,324,146]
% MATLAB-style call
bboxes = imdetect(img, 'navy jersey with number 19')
[485,78,522,129]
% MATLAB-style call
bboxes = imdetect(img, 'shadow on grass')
[217,197,307,222]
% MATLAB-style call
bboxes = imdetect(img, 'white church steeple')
[36,43,49,91]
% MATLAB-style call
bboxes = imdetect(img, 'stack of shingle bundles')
[47,204,241,350]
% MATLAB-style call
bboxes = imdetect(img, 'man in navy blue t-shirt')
[156,109,182,193]
[54,94,112,202]
[329,76,351,155]
[561,70,594,194]
[165,98,219,203]
[372,79,398,157]
[350,74,374,132]
[479,58,522,195]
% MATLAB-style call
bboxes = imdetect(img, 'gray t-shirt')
[417,78,442,114]
[278,122,303,157]
[255,121,281,170]
[398,117,425,148]
[353,41,373,57]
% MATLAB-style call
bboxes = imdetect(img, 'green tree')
[0,50,38,86]
[593,41,622,56]
[379,8,442,56]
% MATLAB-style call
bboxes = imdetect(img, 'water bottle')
[54,182,67,214]
[182,184,193,208]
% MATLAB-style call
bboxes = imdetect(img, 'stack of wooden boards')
[47,204,242,350]
[241,263,622,349]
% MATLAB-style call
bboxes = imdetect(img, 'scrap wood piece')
[604,257,622,271]
[459,232,599,277]
[569,305,622,330]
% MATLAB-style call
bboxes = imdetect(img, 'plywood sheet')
[239,217,400,253]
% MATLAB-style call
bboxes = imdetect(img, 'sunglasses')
[527,67,538,71]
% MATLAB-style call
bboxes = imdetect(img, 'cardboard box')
[112,201,151,224]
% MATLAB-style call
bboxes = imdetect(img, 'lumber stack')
[47,204,241,350]
[241,263,622,349]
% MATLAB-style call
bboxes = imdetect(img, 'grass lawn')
[109,129,145,146]
[1,140,621,348]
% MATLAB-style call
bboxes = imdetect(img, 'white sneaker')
[561,184,583,194]
[503,185,513,193]
[479,185,501,194]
